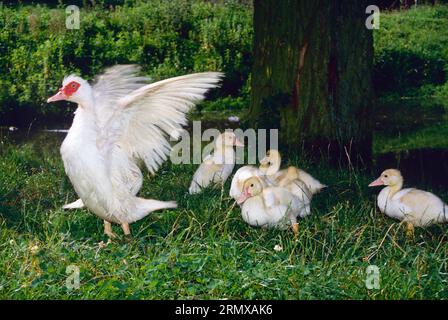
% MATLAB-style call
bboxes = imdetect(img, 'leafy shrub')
[0,0,253,121]
[373,5,448,97]
[2,2,448,123]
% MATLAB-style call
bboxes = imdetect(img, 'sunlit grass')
[374,122,448,154]
[1,138,447,299]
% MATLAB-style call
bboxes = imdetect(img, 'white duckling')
[275,167,313,217]
[229,165,275,202]
[237,177,301,235]
[189,132,244,194]
[369,169,448,234]
[259,149,281,176]
[259,150,326,217]
[260,149,326,195]
[229,149,284,202]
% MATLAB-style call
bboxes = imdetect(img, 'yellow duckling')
[369,169,448,235]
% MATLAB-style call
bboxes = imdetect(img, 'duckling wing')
[189,154,225,194]
[398,189,447,225]
[263,187,300,213]
[262,187,301,226]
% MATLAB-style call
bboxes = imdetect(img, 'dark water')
[375,148,448,189]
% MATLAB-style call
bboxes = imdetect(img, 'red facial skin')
[47,81,81,103]
[62,81,81,97]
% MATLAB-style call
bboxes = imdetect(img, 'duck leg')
[292,223,299,237]
[103,220,117,239]
[290,217,299,237]
[405,222,415,239]
[121,222,132,241]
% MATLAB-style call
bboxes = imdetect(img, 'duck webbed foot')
[104,220,117,239]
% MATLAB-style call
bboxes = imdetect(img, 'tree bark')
[249,0,374,167]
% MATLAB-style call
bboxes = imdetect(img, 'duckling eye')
[250,184,254,187]
[384,174,388,178]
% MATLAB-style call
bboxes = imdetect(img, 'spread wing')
[92,65,149,127]
[98,72,223,193]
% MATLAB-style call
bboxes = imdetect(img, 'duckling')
[259,149,326,195]
[237,177,303,235]
[229,166,275,202]
[189,132,244,194]
[259,149,281,176]
[277,166,327,195]
[369,169,448,236]
[276,167,313,217]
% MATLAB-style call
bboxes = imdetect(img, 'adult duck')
[48,65,222,237]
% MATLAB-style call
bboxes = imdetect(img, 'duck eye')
[250,184,254,187]
[384,174,388,178]
[71,83,76,88]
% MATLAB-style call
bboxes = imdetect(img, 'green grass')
[374,5,448,97]
[0,0,252,119]
[1,135,448,299]
[372,96,448,154]
[374,122,448,154]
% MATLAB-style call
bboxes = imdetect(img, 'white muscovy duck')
[47,65,223,237]
[188,132,243,194]
[236,176,301,235]
[369,169,448,235]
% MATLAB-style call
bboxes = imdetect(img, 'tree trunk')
[249,0,374,167]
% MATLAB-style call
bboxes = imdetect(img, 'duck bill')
[368,177,384,187]
[237,190,250,205]
[259,157,268,165]
[47,90,67,103]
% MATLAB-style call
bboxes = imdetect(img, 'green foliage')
[2,3,448,120]
[374,5,448,97]
[0,0,252,119]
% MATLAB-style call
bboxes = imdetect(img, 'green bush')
[373,5,448,97]
[1,2,448,122]
[0,0,252,120]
